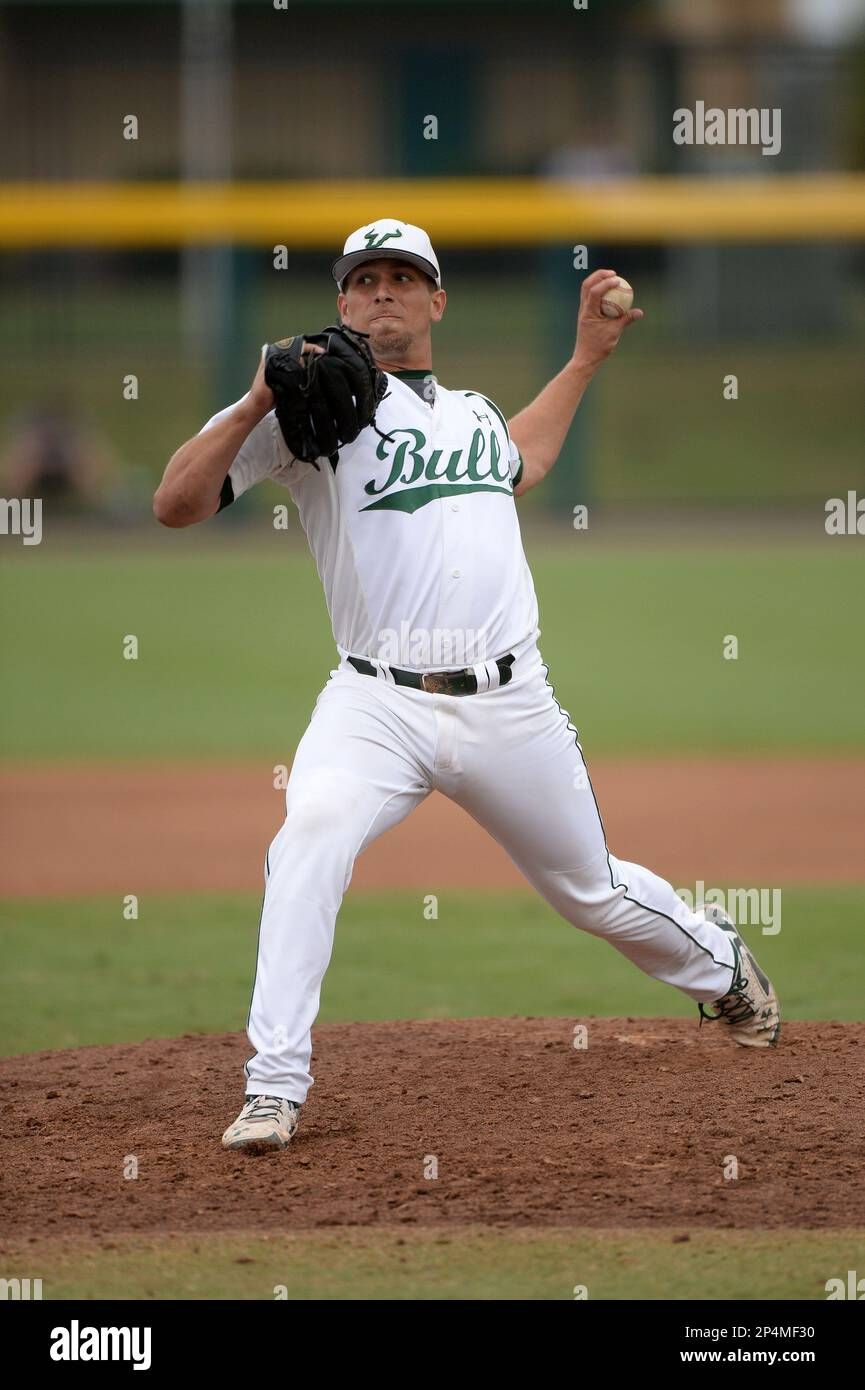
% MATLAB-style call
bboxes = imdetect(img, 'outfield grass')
[7,1227,864,1300]
[0,886,861,1056]
[1,543,863,760]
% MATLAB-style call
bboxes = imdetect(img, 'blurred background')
[1,0,864,521]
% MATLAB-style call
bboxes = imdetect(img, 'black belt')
[347,653,515,696]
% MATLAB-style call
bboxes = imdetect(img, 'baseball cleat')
[222,1095,301,1152]
[698,905,781,1048]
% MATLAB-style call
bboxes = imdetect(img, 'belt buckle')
[421,671,451,695]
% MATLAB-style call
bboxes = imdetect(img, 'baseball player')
[154,219,780,1153]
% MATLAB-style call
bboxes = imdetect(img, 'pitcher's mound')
[2,1018,862,1238]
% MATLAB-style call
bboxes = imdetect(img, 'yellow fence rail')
[2,176,865,247]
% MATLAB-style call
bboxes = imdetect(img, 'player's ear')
[337,292,348,324]
[430,288,446,323]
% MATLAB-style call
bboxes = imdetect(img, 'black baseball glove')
[264,324,388,470]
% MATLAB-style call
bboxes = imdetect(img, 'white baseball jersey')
[204,371,539,669]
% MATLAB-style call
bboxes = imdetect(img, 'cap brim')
[332,248,440,289]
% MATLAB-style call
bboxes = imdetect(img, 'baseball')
[600,277,634,319]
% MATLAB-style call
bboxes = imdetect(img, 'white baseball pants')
[243,644,737,1103]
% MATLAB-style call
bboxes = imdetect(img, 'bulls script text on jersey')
[203,373,538,668]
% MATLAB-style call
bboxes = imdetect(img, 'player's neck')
[374,356,433,375]
[372,331,433,376]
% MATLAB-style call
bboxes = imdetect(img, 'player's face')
[337,261,446,363]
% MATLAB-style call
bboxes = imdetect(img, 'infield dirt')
[2,1018,862,1241]
[2,755,862,1252]
[2,756,863,897]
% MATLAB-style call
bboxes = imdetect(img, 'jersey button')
[451,503,459,512]
[452,568,461,579]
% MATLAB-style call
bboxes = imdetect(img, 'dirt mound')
[1,1019,861,1238]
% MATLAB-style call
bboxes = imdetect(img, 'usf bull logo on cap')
[363,226,403,250]
[332,219,442,290]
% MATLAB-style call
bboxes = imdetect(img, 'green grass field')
[0,886,861,1057]
[7,1228,864,1301]
[2,541,863,759]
